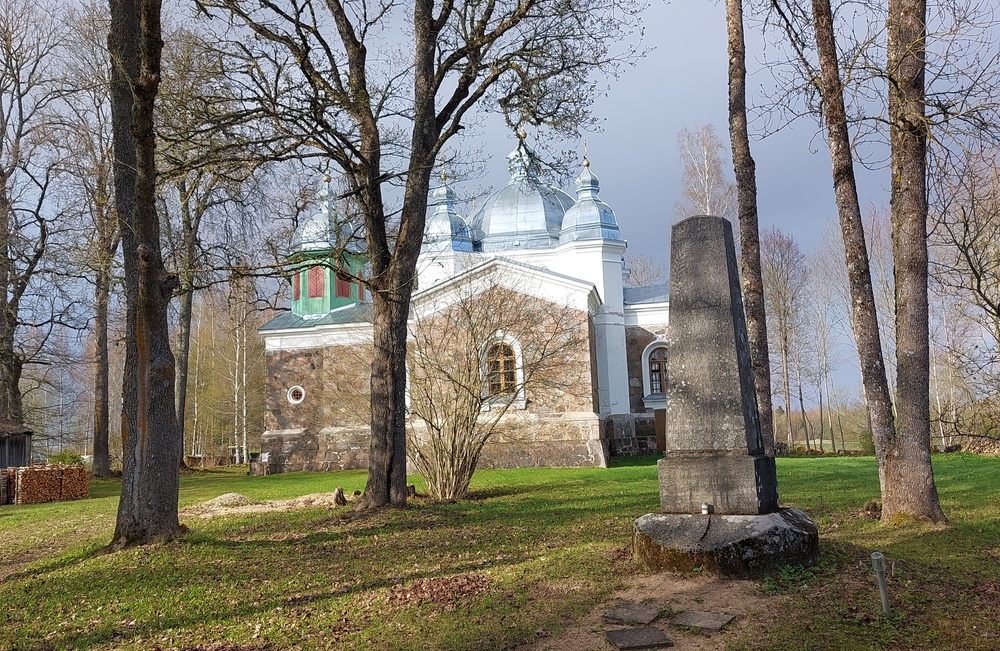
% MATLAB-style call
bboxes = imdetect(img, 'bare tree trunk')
[91,262,113,476]
[809,0,897,475]
[885,0,946,523]
[727,0,775,455]
[817,378,825,452]
[780,333,793,448]
[796,362,811,453]
[109,0,182,548]
[0,194,26,424]
[824,372,837,453]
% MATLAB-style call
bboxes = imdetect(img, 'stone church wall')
[260,297,614,473]
[614,324,670,456]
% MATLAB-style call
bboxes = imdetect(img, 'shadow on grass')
[609,454,660,468]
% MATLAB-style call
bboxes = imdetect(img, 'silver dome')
[290,175,361,254]
[560,159,621,244]
[425,178,473,251]
[470,139,574,252]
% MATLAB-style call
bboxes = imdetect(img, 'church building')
[257,137,670,473]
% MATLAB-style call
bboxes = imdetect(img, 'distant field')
[1,454,997,650]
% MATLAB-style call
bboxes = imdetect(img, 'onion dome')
[560,157,621,244]
[469,136,575,252]
[425,173,474,252]
[290,174,360,255]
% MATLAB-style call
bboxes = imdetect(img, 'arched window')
[486,342,517,396]
[648,346,667,394]
[307,266,325,298]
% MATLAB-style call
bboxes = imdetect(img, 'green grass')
[1,455,998,650]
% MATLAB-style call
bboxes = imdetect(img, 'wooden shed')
[0,419,32,469]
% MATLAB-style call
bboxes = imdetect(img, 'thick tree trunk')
[356,0,439,509]
[362,287,412,507]
[108,0,182,548]
[727,0,775,455]
[91,264,112,477]
[885,0,946,523]
[810,0,897,472]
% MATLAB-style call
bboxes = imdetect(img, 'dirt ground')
[179,491,348,519]
[516,573,783,651]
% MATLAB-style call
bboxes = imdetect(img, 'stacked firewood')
[0,468,8,504]
[0,465,89,505]
[60,466,88,500]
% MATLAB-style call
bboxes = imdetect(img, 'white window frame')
[480,331,527,410]
[640,338,669,397]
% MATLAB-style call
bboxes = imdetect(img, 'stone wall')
[260,290,614,473]
[264,343,371,434]
[625,324,668,412]
[610,324,667,456]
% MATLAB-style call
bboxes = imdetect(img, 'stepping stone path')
[603,602,672,650]
[603,601,661,626]
[605,627,673,650]
[669,610,735,632]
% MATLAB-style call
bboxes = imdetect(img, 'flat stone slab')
[670,610,735,631]
[633,507,819,578]
[604,601,660,625]
[606,627,673,650]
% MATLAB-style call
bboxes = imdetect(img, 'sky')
[470,1,888,265]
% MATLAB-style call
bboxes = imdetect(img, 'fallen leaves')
[387,573,491,610]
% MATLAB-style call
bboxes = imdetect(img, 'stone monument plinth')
[633,215,818,577]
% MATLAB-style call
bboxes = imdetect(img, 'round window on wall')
[287,386,305,405]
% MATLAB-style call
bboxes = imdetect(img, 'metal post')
[871,552,891,617]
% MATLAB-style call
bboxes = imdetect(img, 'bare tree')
[726,0,775,456]
[407,279,588,501]
[196,0,643,508]
[930,146,1000,446]
[674,125,736,221]
[882,0,947,522]
[0,0,63,425]
[765,0,948,521]
[56,1,120,477]
[108,0,182,547]
[761,228,808,449]
[624,255,666,288]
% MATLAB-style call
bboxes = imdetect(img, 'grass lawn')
[0,454,997,650]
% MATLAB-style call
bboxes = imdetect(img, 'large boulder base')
[633,508,819,578]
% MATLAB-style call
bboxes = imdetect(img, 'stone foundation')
[260,412,610,474]
[633,508,819,578]
[604,414,657,456]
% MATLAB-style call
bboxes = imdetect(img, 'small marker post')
[871,552,891,617]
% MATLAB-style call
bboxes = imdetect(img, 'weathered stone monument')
[633,215,818,577]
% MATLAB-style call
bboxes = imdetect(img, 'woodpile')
[0,465,88,505]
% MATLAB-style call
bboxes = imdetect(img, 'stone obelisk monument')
[633,215,818,577]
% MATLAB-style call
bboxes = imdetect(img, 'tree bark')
[885,0,946,522]
[91,255,113,477]
[809,0,897,476]
[355,0,439,508]
[108,0,182,547]
[727,0,775,455]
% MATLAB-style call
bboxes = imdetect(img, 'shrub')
[47,450,84,466]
